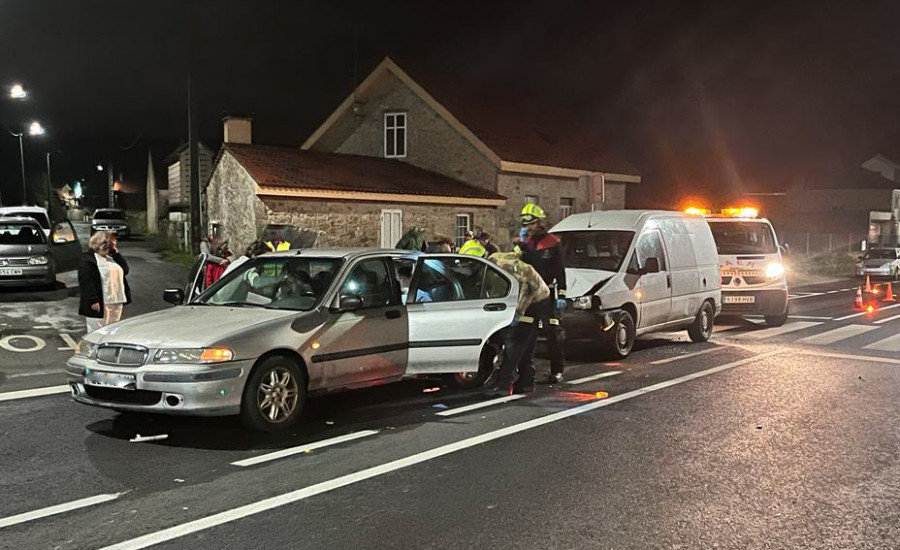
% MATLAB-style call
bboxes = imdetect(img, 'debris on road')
[129,434,168,443]
[594,392,609,399]
[423,387,441,393]
[433,403,449,409]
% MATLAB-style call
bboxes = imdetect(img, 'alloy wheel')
[257,367,300,423]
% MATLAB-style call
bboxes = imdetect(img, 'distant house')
[164,141,214,229]
[207,57,640,251]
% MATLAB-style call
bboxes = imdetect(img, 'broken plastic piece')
[423,387,441,393]
[129,434,168,443]
[433,403,449,409]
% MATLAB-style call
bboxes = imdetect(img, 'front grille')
[97,345,147,366]
[84,386,162,405]
[721,277,732,285]
[0,257,30,266]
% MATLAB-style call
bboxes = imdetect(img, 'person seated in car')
[397,265,432,304]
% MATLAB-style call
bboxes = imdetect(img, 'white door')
[381,210,403,248]
[631,230,672,328]
[404,255,517,374]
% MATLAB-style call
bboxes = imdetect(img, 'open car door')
[48,220,81,272]
[404,254,517,374]
[183,253,208,303]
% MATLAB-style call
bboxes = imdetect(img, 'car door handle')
[384,309,402,320]
[483,303,507,312]
[666,274,672,288]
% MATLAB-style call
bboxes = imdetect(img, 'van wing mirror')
[642,257,661,275]
[338,293,363,311]
[163,288,185,305]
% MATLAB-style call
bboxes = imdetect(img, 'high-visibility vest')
[265,241,291,252]
[459,239,487,257]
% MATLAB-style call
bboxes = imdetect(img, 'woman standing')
[79,231,131,332]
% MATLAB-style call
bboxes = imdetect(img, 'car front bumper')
[0,264,54,287]
[92,225,130,237]
[720,288,788,316]
[857,267,895,279]
[65,355,253,416]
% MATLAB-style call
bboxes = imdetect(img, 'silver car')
[67,249,517,431]
[856,248,900,281]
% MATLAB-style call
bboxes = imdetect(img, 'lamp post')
[8,83,27,100]
[10,121,45,205]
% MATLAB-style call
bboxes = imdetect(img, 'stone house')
[207,57,640,251]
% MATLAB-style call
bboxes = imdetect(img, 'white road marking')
[0,334,46,352]
[834,302,900,321]
[874,313,900,325]
[565,371,623,385]
[8,368,62,379]
[789,292,825,300]
[58,332,78,351]
[797,324,878,345]
[735,321,821,340]
[435,394,527,416]
[651,347,725,365]
[799,350,900,365]
[99,350,782,550]
[0,492,122,529]
[825,290,840,294]
[863,332,900,352]
[0,385,69,402]
[789,315,834,321]
[231,430,380,467]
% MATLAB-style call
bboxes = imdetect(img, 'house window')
[455,214,472,249]
[384,112,407,158]
[559,197,575,220]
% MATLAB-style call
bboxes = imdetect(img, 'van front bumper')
[65,355,252,416]
[559,310,615,342]
[721,289,788,316]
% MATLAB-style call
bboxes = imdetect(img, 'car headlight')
[573,295,597,310]
[75,339,97,358]
[28,255,49,265]
[154,347,234,364]
[765,262,785,279]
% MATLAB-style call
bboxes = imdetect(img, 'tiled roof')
[224,143,506,201]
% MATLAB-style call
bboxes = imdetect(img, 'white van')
[704,211,789,326]
[551,210,721,358]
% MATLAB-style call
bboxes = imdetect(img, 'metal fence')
[778,231,869,255]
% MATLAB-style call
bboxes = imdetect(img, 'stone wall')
[206,152,266,253]
[331,73,500,194]
[261,198,499,249]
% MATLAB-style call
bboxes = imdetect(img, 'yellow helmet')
[520,202,546,225]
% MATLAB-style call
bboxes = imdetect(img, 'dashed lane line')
[734,321,822,340]
[650,347,727,365]
[98,350,782,550]
[834,302,900,322]
[863,332,900,352]
[435,394,527,417]
[799,350,900,366]
[0,493,123,529]
[874,313,900,325]
[797,324,878,345]
[565,370,623,385]
[231,430,381,467]
[0,385,69,403]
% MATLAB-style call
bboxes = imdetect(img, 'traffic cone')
[885,282,896,302]
[855,286,864,309]
[865,276,872,293]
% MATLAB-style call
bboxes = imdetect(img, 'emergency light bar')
[683,206,759,218]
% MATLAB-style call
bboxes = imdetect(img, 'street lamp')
[9,120,47,205]
[8,83,27,100]
[28,121,45,136]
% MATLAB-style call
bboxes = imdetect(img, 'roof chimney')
[223,115,253,145]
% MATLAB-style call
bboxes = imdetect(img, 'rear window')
[0,222,46,244]
[95,210,125,220]
[709,221,777,255]
[3,211,50,229]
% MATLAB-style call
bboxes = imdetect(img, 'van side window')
[633,231,667,271]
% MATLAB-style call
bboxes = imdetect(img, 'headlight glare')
[75,339,96,358]
[155,347,234,364]
[573,296,595,310]
[765,262,785,279]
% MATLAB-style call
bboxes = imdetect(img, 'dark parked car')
[0,217,81,288]
[91,208,130,238]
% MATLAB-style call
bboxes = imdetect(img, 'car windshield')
[95,210,125,220]
[559,231,635,271]
[196,256,342,311]
[865,249,898,260]
[709,221,777,254]
[0,222,46,245]
[3,211,50,229]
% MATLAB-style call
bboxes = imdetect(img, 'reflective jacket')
[266,241,291,252]
[459,239,487,257]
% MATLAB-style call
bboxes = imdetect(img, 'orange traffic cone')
[855,286,864,309]
[865,275,872,293]
[885,282,896,302]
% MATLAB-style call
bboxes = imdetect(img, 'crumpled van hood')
[565,267,617,297]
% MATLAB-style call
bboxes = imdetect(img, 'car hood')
[88,305,297,348]
[565,267,618,297]
[863,259,895,268]
[93,218,128,225]
[0,243,50,256]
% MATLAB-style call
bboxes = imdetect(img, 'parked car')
[67,249,516,431]
[0,216,81,288]
[856,248,900,281]
[551,210,722,358]
[0,206,53,239]
[705,210,790,326]
[91,208,130,238]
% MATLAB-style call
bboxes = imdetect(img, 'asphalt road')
[1,261,899,550]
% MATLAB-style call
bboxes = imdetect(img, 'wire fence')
[778,231,869,255]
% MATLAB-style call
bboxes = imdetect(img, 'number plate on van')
[724,295,755,304]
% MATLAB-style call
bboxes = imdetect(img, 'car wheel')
[449,340,504,389]
[765,311,789,327]
[606,310,635,359]
[688,301,715,343]
[240,355,307,432]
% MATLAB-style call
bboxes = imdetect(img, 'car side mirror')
[642,257,661,275]
[338,293,363,311]
[163,288,185,305]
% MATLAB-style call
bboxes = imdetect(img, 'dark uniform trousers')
[540,297,565,376]
[493,300,548,390]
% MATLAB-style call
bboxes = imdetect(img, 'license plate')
[0,268,23,276]
[724,295,755,304]
[84,370,136,390]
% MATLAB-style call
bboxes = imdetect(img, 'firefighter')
[516,202,567,383]
[265,231,291,252]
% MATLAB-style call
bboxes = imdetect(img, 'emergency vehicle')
[687,207,789,326]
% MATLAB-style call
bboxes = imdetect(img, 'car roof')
[262,247,417,259]
[551,210,691,232]
[0,206,48,214]
[0,216,42,225]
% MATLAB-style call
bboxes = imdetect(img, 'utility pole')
[45,152,52,210]
[17,134,26,204]
[188,70,201,254]
[107,159,114,208]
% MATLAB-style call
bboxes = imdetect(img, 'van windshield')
[866,249,898,260]
[559,231,635,271]
[95,210,125,220]
[709,221,777,255]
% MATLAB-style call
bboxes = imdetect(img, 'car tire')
[448,340,504,389]
[240,355,307,432]
[606,310,635,359]
[764,311,789,327]
[688,301,715,343]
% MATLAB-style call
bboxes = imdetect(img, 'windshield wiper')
[211,301,264,308]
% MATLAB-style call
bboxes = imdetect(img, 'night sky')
[2,0,900,209]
